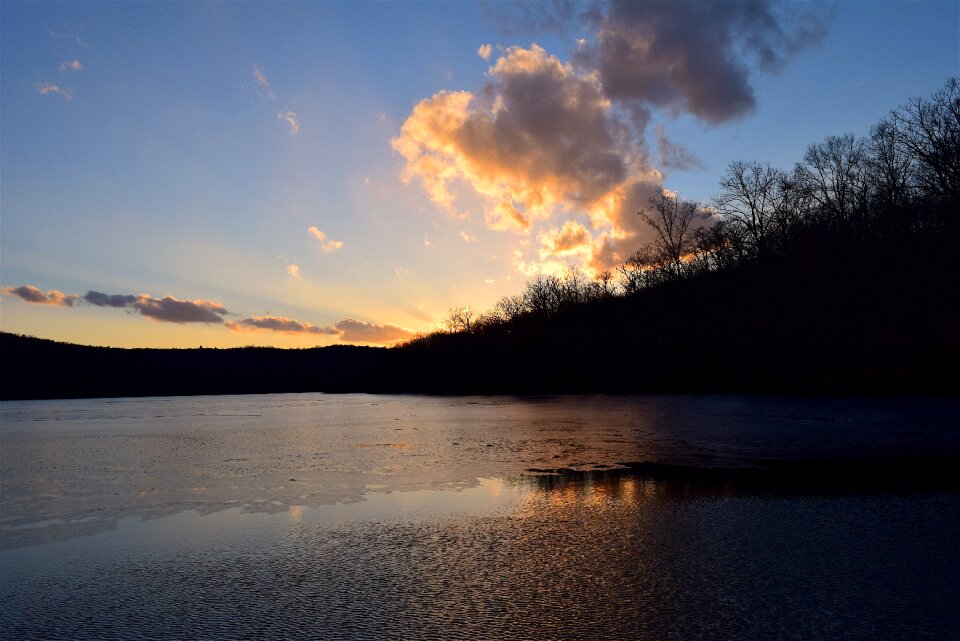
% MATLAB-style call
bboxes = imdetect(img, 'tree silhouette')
[638,191,705,279]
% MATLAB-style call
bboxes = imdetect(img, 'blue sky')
[2,1,958,347]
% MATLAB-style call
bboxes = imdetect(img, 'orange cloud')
[59,59,82,72]
[2,285,78,306]
[334,318,414,344]
[539,220,593,258]
[478,44,493,60]
[228,315,414,345]
[393,44,664,273]
[308,226,344,252]
[227,315,337,335]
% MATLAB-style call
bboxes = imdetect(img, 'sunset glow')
[2,2,957,347]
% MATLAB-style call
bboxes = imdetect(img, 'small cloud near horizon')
[2,285,79,306]
[227,315,337,335]
[228,314,415,345]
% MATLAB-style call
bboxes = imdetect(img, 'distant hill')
[0,333,391,400]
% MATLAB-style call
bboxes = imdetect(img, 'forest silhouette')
[3,80,958,399]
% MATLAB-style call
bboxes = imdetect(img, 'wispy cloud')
[334,318,414,344]
[277,110,299,135]
[654,125,704,171]
[478,43,493,60]
[36,81,73,101]
[59,59,83,72]
[286,264,302,279]
[459,230,478,243]
[227,315,337,335]
[253,64,274,100]
[307,226,344,252]
[228,314,414,344]
[2,285,78,306]
[48,29,87,47]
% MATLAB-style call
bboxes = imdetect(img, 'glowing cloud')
[393,45,656,237]
[227,315,337,335]
[36,81,73,101]
[2,285,78,306]
[59,59,83,72]
[538,220,593,258]
[277,110,299,135]
[334,318,414,344]
[286,264,302,278]
[478,43,493,60]
[227,315,414,344]
[308,226,344,252]
[459,230,478,243]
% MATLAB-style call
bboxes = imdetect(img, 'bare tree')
[638,191,705,278]
[893,78,960,204]
[444,306,474,334]
[713,161,787,260]
[617,243,665,293]
[794,133,869,231]
[868,117,917,214]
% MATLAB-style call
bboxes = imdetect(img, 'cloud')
[393,44,650,234]
[654,125,704,171]
[334,318,414,344]
[131,295,229,324]
[227,315,337,335]
[286,264,302,278]
[227,314,414,344]
[574,0,829,124]
[253,65,274,99]
[36,81,73,101]
[459,230,478,242]
[277,110,299,135]
[308,226,344,252]
[2,285,78,306]
[478,44,493,60]
[59,59,82,72]
[84,291,138,307]
[538,220,593,257]
[48,29,87,47]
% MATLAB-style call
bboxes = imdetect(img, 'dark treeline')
[3,80,958,400]
[395,79,960,395]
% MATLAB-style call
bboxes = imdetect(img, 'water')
[2,394,958,639]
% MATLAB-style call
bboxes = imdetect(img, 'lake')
[1,393,958,639]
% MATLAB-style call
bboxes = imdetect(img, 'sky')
[2,1,958,348]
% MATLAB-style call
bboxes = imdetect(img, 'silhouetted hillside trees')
[396,79,959,394]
